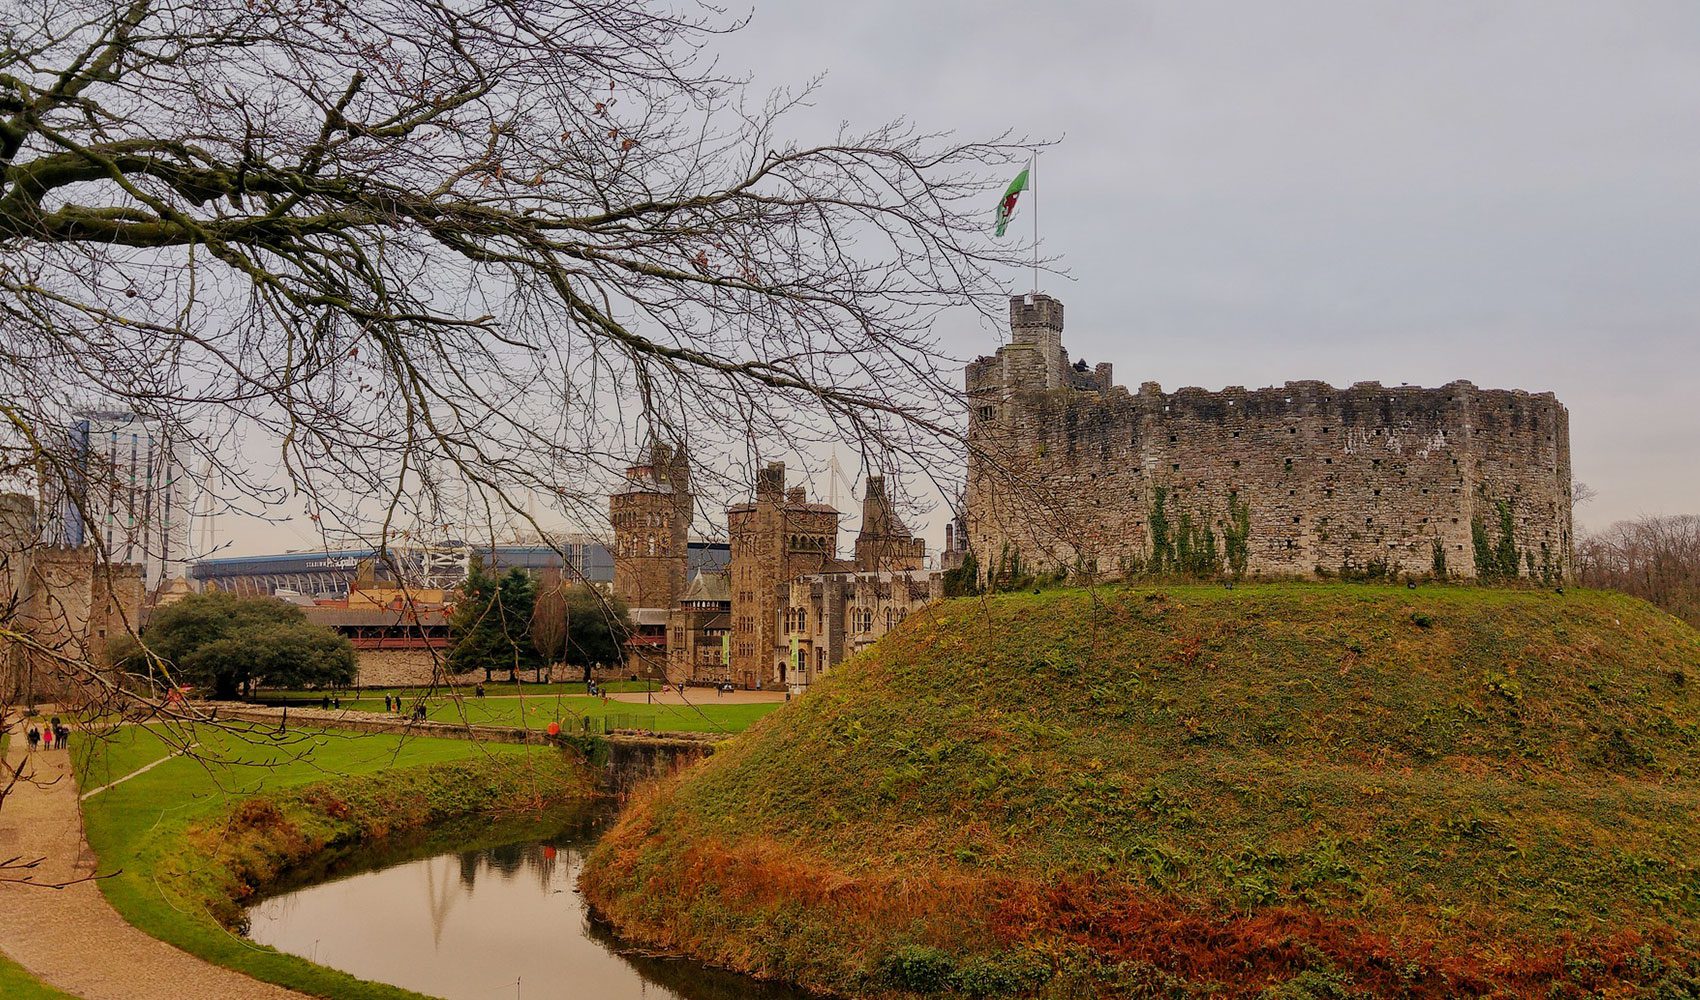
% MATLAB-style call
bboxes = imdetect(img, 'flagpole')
[1031,151,1039,295]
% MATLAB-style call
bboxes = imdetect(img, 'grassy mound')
[582,584,1700,998]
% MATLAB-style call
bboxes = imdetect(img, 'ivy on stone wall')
[1145,487,1240,579]
[1473,500,1523,581]
[941,552,980,597]
[986,542,1065,593]
[1148,487,1173,576]
[1224,494,1252,578]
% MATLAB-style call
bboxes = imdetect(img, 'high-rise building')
[60,411,189,592]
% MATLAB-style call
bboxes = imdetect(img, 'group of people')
[24,717,69,752]
[380,693,430,723]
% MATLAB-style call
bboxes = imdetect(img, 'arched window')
[647,533,657,556]
[797,607,807,632]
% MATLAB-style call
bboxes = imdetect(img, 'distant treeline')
[1577,514,1700,628]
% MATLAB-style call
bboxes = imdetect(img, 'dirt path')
[0,738,310,999]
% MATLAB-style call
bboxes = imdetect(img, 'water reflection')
[245,810,809,1000]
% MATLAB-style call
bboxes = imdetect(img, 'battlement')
[968,294,1094,398]
[1009,293,1064,341]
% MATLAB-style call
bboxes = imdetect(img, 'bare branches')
[3,0,1035,559]
[1576,515,1700,628]
[0,0,1047,781]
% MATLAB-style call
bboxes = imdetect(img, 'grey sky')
[720,0,1698,534]
[220,0,1696,557]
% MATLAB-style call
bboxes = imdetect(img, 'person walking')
[41,725,52,751]
[25,725,39,752]
[54,724,68,751]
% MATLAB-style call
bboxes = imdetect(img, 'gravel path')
[0,739,312,999]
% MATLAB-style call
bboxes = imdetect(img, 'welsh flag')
[993,166,1030,237]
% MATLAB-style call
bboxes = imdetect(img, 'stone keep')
[610,440,693,610]
[966,294,1574,582]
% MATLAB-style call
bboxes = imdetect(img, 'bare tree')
[1576,515,1700,628]
[530,572,567,681]
[0,9,1029,635]
[0,0,1035,850]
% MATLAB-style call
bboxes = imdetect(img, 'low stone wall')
[353,649,445,687]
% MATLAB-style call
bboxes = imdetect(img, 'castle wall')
[0,542,144,704]
[966,296,1572,582]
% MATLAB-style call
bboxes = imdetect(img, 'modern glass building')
[61,411,188,591]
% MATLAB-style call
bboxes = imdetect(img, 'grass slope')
[583,584,1700,999]
[78,725,594,1000]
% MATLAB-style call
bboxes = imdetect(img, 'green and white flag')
[993,166,1030,237]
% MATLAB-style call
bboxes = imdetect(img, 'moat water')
[244,807,810,1000]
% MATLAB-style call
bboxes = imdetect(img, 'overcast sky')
[723,0,1698,532]
[225,0,1696,557]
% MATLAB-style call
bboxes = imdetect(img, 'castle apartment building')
[614,452,942,689]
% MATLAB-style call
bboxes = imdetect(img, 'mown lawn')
[75,723,574,1000]
[0,953,77,1000]
[263,677,662,699]
[335,691,778,735]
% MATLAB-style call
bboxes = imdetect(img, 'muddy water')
[244,809,810,1000]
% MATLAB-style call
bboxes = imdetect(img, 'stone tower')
[853,475,926,571]
[609,439,692,611]
[726,462,840,687]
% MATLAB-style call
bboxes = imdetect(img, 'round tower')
[610,439,692,609]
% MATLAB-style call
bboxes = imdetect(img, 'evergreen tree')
[559,585,633,682]
[448,562,542,681]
